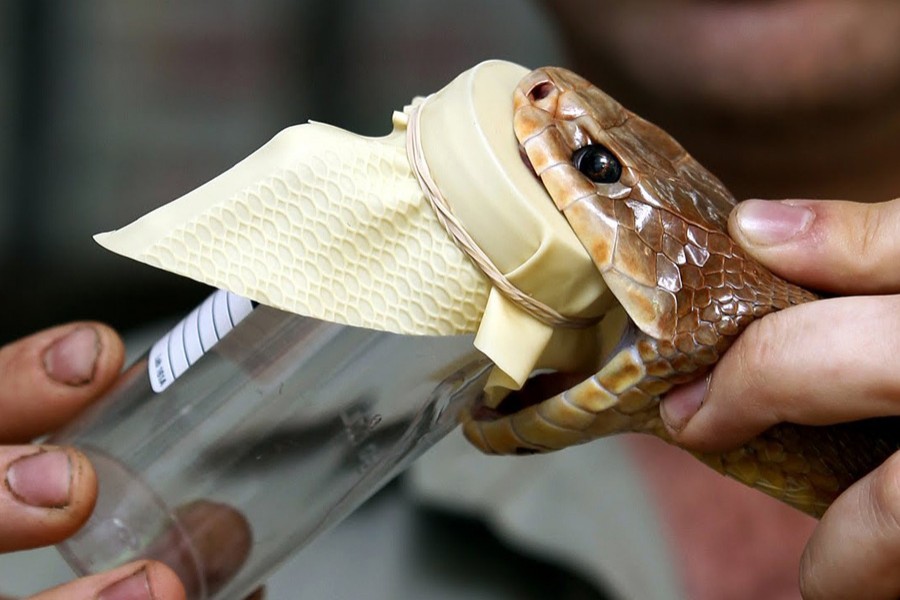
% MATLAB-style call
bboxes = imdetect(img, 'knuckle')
[727,312,787,415]
[798,545,823,600]
[856,203,885,263]
[868,451,900,533]
[873,296,900,365]
[853,201,900,282]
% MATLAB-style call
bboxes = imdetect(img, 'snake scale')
[461,66,900,518]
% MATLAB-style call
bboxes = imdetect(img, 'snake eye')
[572,144,622,184]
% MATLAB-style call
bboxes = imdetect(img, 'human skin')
[542,0,900,202]
[542,1,900,599]
[0,324,264,599]
[0,323,187,599]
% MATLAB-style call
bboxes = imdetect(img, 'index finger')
[729,197,900,294]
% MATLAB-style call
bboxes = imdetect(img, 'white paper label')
[148,290,255,393]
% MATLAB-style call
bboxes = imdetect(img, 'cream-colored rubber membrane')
[96,60,615,394]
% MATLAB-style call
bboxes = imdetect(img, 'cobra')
[461,67,900,518]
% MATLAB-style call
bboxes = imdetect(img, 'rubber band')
[405,102,598,330]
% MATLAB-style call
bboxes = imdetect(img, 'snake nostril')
[528,81,554,102]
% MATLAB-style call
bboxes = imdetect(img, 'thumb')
[728,197,900,294]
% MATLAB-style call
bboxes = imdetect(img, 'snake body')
[461,67,900,518]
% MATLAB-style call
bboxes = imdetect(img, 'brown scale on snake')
[461,67,900,518]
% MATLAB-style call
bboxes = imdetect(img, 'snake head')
[512,67,739,341]
[464,68,851,519]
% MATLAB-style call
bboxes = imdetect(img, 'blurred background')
[0,0,563,342]
[0,1,649,598]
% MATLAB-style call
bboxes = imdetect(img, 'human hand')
[659,198,900,599]
[0,323,186,600]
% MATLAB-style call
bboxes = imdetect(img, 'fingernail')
[735,200,814,246]
[98,568,153,600]
[5,449,72,508]
[660,377,708,432]
[43,327,100,386]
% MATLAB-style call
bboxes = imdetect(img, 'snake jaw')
[461,310,653,456]
[465,67,700,454]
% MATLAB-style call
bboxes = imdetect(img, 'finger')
[0,445,96,552]
[0,323,125,443]
[29,560,185,600]
[728,197,900,294]
[143,500,253,597]
[799,452,900,599]
[660,295,900,452]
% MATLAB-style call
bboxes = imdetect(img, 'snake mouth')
[469,314,639,423]
[469,370,588,422]
[464,143,592,426]
[468,144,635,426]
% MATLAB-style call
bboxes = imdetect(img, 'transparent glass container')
[51,296,491,599]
